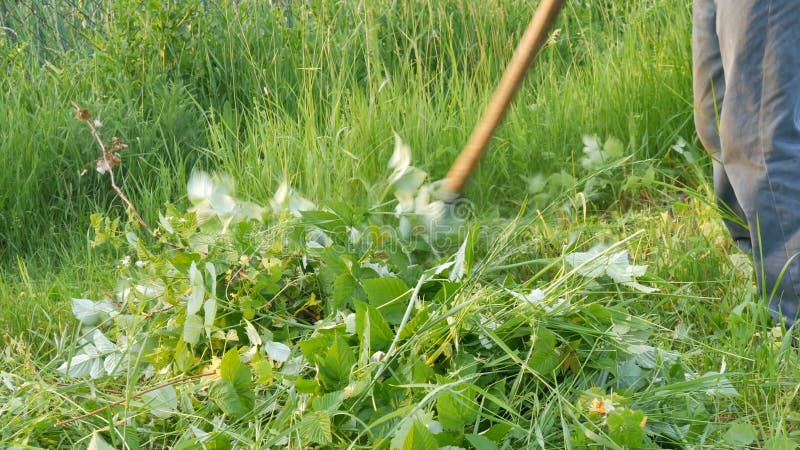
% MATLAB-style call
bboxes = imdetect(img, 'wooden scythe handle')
[442,0,565,197]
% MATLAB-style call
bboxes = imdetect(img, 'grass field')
[1,0,798,448]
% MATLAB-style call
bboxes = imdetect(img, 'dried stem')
[73,102,157,239]
[142,304,175,319]
[54,371,216,428]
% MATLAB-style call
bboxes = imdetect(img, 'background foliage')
[2,1,798,449]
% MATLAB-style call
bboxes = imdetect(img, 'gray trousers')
[693,0,800,327]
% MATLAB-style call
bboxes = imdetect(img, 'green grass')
[1,0,799,448]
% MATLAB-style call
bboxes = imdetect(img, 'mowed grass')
[1,0,798,447]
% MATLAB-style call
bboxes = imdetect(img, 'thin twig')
[142,304,175,319]
[54,371,216,428]
[73,102,157,239]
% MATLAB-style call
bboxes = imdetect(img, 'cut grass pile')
[1,1,798,449]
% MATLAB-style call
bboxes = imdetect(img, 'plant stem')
[54,371,216,428]
[73,102,157,239]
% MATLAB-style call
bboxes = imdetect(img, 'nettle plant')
[53,108,735,449]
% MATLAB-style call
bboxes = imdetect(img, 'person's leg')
[692,0,751,252]
[716,0,800,327]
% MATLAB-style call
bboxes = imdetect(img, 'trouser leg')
[713,0,800,326]
[692,0,752,251]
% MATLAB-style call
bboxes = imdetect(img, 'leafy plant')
[0,123,729,448]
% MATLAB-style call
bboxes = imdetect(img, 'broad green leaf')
[204,433,233,450]
[205,261,217,295]
[465,433,498,450]
[483,423,512,442]
[210,349,254,419]
[142,385,178,418]
[244,320,262,346]
[265,341,291,362]
[437,387,478,430]
[604,136,625,159]
[402,421,439,450]
[103,352,124,377]
[299,335,335,363]
[312,390,345,411]
[210,378,248,419]
[187,262,204,315]
[203,298,217,331]
[333,273,357,310]
[219,348,249,386]
[411,357,435,383]
[71,298,116,326]
[607,408,646,448]
[300,210,346,232]
[252,358,274,385]
[355,301,394,351]
[183,314,203,345]
[174,339,194,373]
[295,377,321,394]
[57,351,100,379]
[565,246,657,293]
[724,422,757,447]
[91,329,118,354]
[362,277,410,325]
[122,426,141,450]
[764,436,796,450]
[318,336,355,391]
[298,411,333,445]
[88,433,115,450]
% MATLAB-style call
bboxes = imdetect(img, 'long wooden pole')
[442,0,565,197]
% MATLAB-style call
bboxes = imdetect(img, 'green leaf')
[174,338,194,373]
[264,341,291,362]
[607,408,646,448]
[204,433,233,450]
[318,336,355,391]
[333,273,357,310]
[764,436,797,450]
[355,301,394,351]
[203,298,217,330]
[187,262,204,315]
[465,433,498,450]
[604,136,625,159]
[449,235,474,282]
[122,426,141,450]
[209,349,254,419]
[529,329,561,376]
[436,386,478,430]
[295,377,321,394]
[299,335,335,363]
[399,306,430,340]
[724,422,758,447]
[301,210,346,232]
[411,357,434,383]
[183,313,203,345]
[142,385,178,419]
[252,358,274,385]
[71,298,117,326]
[299,411,333,445]
[402,421,439,450]
[88,432,115,450]
[362,277,410,325]
[483,423,512,442]
[312,390,345,411]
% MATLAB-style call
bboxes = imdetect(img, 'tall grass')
[0,0,694,263]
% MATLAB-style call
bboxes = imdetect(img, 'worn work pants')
[693,0,800,327]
